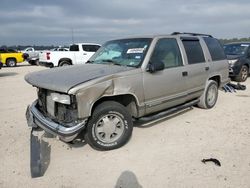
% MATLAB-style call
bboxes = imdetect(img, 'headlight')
[51,93,71,104]
[228,59,238,65]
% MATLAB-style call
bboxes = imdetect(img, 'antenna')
[71,28,75,44]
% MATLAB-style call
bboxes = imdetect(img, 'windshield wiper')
[101,59,122,66]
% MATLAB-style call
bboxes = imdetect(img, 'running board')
[138,99,199,122]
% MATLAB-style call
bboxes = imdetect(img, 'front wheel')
[197,80,218,109]
[235,65,249,82]
[85,101,133,150]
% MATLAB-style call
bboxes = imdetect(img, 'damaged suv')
[25,33,229,150]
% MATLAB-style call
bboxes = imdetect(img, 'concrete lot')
[0,62,250,188]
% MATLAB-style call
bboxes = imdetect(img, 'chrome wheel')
[95,114,125,143]
[241,66,248,82]
[207,84,217,107]
[6,59,16,67]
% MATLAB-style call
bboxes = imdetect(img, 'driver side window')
[150,38,183,69]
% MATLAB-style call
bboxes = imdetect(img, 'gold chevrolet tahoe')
[25,33,229,150]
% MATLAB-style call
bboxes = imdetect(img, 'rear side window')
[82,45,100,52]
[203,37,226,61]
[69,45,79,51]
[182,39,205,64]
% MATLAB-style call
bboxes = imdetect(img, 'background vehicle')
[22,47,40,65]
[0,48,24,67]
[39,43,101,67]
[50,47,69,51]
[26,33,229,151]
[224,42,250,82]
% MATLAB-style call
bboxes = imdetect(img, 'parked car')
[25,33,229,151]
[224,42,250,82]
[0,48,24,67]
[22,47,40,65]
[39,43,101,67]
[50,47,69,51]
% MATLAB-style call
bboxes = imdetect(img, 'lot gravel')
[0,62,250,188]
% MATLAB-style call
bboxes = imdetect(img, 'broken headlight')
[51,93,71,105]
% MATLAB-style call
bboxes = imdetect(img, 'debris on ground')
[201,158,221,166]
[223,82,246,93]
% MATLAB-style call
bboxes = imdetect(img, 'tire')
[85,101,133,151]
[59,61,71,66]
[235,65,248,82]
[28,60,36,65]
[197,80,218,109]
[6,58,17,67]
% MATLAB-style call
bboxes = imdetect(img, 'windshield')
[89,38,152,67]
[224,43,249,56]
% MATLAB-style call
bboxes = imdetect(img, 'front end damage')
[26,88,87,142]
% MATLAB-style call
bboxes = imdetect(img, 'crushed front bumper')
[26,100,87,142]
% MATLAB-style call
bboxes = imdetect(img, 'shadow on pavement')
[115,170,142,188]
[0,72,18,77]
[30,129,51,178]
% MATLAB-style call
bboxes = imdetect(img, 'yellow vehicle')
[0,48,25,67]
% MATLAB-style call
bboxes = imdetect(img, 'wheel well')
[209,76,221,86]
[243,64,249,70]
[6,57,17,62]
[91,95,139,118]
[58,58,72,66]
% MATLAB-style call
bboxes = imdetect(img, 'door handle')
[182,71,188,77]
[205,67,209,71]
[83,53,87,55]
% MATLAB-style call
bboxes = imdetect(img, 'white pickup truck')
[39,43,101,67]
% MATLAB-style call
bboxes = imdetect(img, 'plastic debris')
[201,158,221,166]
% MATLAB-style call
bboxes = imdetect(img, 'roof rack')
[171,32,213,37]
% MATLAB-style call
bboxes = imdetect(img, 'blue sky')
[0,0,250,45]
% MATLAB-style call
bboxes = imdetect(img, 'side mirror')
[147,61,164,73]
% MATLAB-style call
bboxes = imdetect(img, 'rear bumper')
[26,100,87,142]
[39,61,54,68]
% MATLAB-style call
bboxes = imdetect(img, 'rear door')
[180,37,209,101]
[143,38,189,114]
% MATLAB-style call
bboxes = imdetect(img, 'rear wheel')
[235,65,248,82]
[198,80,218,109]
[6,58,17,67]
[59,61,71,66]
[85,101,133,150]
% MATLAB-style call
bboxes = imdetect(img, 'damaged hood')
[25,64,134,93]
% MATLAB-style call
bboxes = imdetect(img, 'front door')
[143,38,188,115]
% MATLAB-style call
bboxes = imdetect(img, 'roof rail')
[171,32,213,37]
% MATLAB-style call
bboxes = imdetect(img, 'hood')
[226,54,243,60]
[25,64,134,93]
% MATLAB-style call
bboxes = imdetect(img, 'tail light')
[46,52,50,60]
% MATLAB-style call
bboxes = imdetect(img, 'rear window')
[82,45,100,52]
[69,45,79,51]
[182,39,205,64]
[203,37,226,61]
